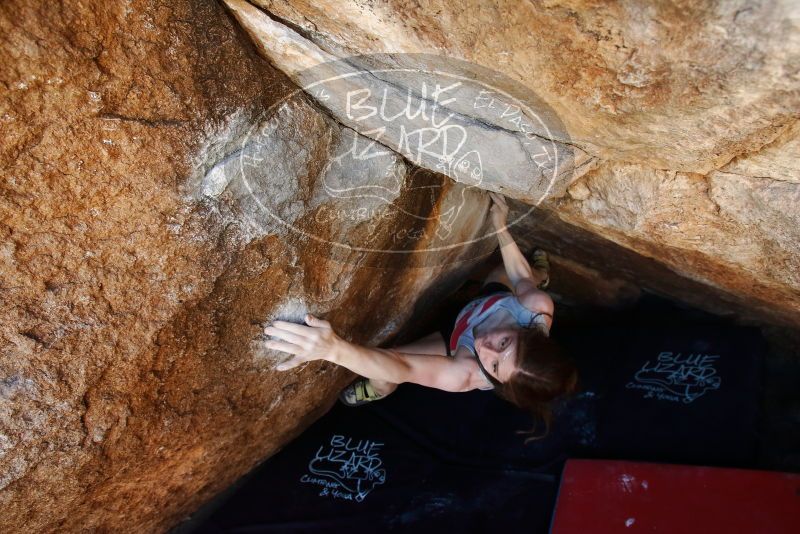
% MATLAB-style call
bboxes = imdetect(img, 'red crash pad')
[551,459,800,534]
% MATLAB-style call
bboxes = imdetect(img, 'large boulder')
[0,0,493,531]
[2,0,799,532]
[230,0,800,326]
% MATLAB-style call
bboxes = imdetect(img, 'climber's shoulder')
[451,346,495,391]
[514,279,554,320]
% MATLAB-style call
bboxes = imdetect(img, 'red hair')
[494,327,578,443]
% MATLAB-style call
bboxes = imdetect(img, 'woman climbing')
[265,192,577,439]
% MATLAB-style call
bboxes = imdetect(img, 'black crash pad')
[192,304,764,533]
[560,323,765,465]
[195,385,564,533]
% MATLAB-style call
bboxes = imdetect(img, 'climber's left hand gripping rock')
[264,314,341,371]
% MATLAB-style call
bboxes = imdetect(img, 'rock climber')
[265,192,578,439]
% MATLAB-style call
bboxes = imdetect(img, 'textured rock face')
[551,162,800,325]
[2,0,799,532]
[233,0,800,326]
[250,0,800,170]
[223,0,593,204]
[0,1,493,532]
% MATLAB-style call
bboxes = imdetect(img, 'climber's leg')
[366,378,398,397]
[339,377,387,406]
[530,249,550,289]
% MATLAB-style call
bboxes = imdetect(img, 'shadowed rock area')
[1,1,798,532]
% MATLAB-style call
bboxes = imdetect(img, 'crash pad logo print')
[626,352,721,404]
[300,434,386,502]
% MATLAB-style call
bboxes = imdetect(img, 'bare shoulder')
[400,349,476,392]
[452,346,487,392]
[514,280,554,315]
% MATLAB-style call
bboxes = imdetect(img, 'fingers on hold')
[276,359,300,371]
[271,320,309,335]
[264,339,302,354]
[306,314,330,328]
[266,329,307,347]
[490,192,507,208]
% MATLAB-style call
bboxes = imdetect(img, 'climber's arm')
[330,343,475,392]
[488,193,553,324]
[264,315,474,392]
[489,192,536,289]
[496,226,535,289]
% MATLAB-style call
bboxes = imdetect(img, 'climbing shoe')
[339,378,384,407]
[532,249,550,289]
